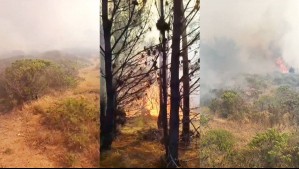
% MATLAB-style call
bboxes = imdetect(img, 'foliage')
[203,73,299,167]
[209,90,247,119]
[247,129,293,167]
[0,59,77,104]
[200,113,211,128]
[201,129,299,168]
[42,97,98,151]
[201,129,235,167]
[275,86,299,114]
[202,129,235,152]
[254,95,275,112]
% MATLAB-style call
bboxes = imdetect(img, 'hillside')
[0,56,99,167]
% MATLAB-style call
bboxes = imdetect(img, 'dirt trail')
[0,111,55,168]
[0,57,99,168]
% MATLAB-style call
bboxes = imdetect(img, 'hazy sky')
[201,0,299,90]
[0,0,99,54]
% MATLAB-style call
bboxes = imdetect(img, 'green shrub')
[209,90,246,119]
[254,95,274,112]
[0,59,77,104]
[202,129,235,152]
[209,98,221,113]
[249,129,291,167]
[200,129,235,167]
[275,86,299,115]
[200,113,210,128]
[43,97,98,151]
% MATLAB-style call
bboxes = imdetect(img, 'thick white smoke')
[0,0,99,56]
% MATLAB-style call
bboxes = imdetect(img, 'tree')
[180,0,200,145]
[100,0,156,151]
[156,0,170,158]
[181,1,190,144]
[168,0,183,167]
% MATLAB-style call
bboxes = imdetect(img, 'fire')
[148,103,159,117]
[145,84,160,117]
[275,57,288,73]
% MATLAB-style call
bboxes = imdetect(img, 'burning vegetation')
[275,57,289,74]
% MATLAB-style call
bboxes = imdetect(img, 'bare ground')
[0,111,55,168]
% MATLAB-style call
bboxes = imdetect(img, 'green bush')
[200,129,235,167]
[249,129,291,167]
[43,97,98,151]
[0,59,77,104]
[200,113,211,128]
[209,98,221,113]
[209,90,246,119]
[275,86,299,114]
[202,129,235,152]
[254,95,274,112]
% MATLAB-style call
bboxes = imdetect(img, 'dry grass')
[206,113,297,149]
[18,57,100,168]
[100,116,200,168]
[74,57,100,95]
[100,116,165,168]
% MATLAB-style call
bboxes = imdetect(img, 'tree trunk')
[100,0,115,151]
[157,0,169,159]
[181,2,190,145]
[157,55,163,129]
[161,1,169,161]
[100,2,107,152]
[168,0,182,167]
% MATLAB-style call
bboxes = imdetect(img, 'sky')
[201,0,299,97]
[0,0,99,55]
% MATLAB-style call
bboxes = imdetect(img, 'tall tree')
[181,1,190,144]
[100,0,114,151]
[180,0,200,145]
[168,0,182,167]
[100,0,154,151]
[156,0,170,158]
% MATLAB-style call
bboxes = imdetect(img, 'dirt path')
[0,111,55,168]
[0,57,99,168]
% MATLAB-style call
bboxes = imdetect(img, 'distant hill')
[0,49,93,73]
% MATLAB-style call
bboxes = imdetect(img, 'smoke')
[201,0,299,100]
[0,0,99,56]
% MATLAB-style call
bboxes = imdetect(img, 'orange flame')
[145,84,160,117]
[275,57,288,73]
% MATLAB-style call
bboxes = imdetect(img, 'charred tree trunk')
[181,2,190,145]
[168,0,182,167]
[100,0,115,151]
